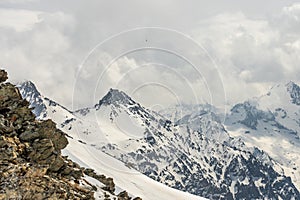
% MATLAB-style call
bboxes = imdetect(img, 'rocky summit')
[0,69,141,200]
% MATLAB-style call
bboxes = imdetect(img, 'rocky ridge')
[0,69,141,200]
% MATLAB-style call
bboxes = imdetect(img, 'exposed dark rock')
[84,168,115,193]
[0,69,142,200]
[0,70,95,199]
[0,70,8,83]
[117,191,130,200]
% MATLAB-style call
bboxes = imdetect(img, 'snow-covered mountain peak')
[247,81,300,114]
[17,81,300,199]
[73,88,142,117]
[96,88,136,108]
[18,80,43,102]
[92,88,161,124]
[228,101,275,130]
[18,80,40,95]
[17,80,47,118]
[286,81,300,105]
[286,80,297,88]
[226,81,300,190]
[17,81,73,120]
[261,81,300,103]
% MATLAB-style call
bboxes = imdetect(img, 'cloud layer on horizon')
[0,1,300,111]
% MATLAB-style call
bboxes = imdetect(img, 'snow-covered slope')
[225,82,300,190]
[64,137,205,200]
[18,81,300,199]
[258,81,300,133]
[160,104,230,144]
[18,82,205,200]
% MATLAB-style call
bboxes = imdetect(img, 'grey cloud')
[1,0,300,109]
[1,10,79,108]
[191,6,300,103]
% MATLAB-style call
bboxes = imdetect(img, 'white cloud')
[0,9,42,31]
[191,5,300,103]
[0,0,39,3]
[283,3,300,20]
[1,1,300,109]
[0,10,78,107]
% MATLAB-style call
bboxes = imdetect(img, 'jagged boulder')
[117,191,130,200]
[0,70,8,83]
[0,70,94,199]
[34,119,68,150]
[84,168,115,193]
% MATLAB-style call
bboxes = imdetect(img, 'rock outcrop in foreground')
[0,69,140,200]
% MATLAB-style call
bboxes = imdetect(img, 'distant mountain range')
[18,80,300,199]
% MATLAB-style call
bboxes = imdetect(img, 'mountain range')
[17,80,300,199]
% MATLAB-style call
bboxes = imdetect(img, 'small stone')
[117,191,130,200]
[49,155,65,172]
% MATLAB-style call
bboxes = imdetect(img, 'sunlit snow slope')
[18,81,300,199]
[225,81,300,190]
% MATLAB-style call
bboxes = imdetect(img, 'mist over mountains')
[17,80,300,199]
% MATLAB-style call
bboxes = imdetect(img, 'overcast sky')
[1,0,300,111]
